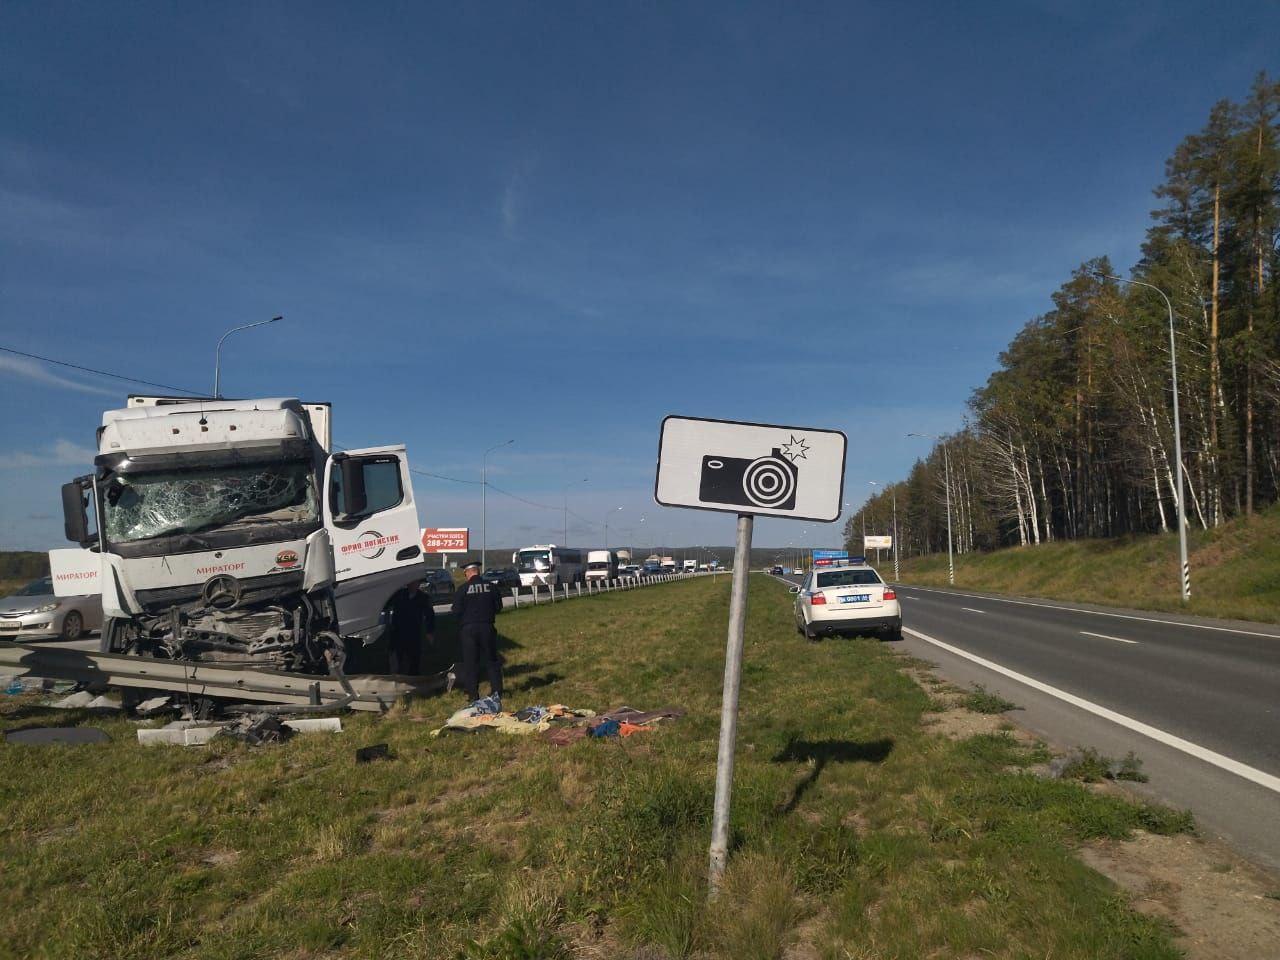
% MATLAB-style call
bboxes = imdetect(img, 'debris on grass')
[134,695,174,716]
[355,742,391,763]
[137,715,342,746]
[49,690,95,709]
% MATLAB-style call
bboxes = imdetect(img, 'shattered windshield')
[103,461,318,543]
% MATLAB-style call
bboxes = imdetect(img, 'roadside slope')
[897,503,1280,623]
[0,576,1194,959]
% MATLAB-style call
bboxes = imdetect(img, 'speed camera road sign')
[655,415,847,522]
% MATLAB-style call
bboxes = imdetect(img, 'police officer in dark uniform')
[451,560,504,703]
[388,580,435,675]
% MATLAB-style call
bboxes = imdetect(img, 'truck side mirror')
[340,457,368,517]
[62,480,90,544]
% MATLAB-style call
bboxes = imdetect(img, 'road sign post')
[707,512,752,885]
[655,415,846,895]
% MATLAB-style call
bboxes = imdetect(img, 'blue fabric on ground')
[589,718,621,738]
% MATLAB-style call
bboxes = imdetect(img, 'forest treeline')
[847,74,1280,558]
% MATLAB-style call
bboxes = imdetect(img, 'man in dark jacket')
[388,581,435,675]
[451,560,504,703]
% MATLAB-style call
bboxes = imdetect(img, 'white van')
[683,559,697,573]
[585,550,616,581]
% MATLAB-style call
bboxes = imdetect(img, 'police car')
[790,558,901,641]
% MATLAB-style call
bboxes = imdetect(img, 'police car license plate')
[841,594,870,604]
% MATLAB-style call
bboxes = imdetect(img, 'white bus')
[513,544,587,588]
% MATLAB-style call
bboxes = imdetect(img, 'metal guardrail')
[0,642,432,712]
[507,570,718,607]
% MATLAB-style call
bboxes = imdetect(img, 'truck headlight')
[35,601,60,613]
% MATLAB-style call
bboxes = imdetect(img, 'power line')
[0,344,206,396]
[4,343,572,500]
[412,467,483,485]
[485,481,562,511]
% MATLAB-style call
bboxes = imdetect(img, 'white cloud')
[0,354,118,396]
[0,438,98,470]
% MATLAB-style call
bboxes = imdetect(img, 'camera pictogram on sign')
[699,436,809,511]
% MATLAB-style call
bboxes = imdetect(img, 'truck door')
[324,445,423,583]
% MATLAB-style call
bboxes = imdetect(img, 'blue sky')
[2,1,1277,552]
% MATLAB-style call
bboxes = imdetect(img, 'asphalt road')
[778,573,1280,872]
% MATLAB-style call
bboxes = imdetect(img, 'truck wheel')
[60,611,84,641]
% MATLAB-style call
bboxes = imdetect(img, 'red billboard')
[420,527,469,553]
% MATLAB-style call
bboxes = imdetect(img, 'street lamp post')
[213,316,282,398]
[891,487,899,581]
[868,481,900,581]
[564,477,586,546]
[605,506,622,550]
[482,440,514,572]
[908,433,954,585]
[1098,273,1191,601]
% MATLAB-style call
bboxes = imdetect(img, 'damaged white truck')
[1,396,434,712]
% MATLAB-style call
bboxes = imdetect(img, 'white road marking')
[905,585,1280,640]
[903,626,1280,796]
[1081,630,1138,645]
[961,607,985,614]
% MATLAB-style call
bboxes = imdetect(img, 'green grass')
[899,501,1280,623]
[961,684,1019,714]
[0,576,1192,959]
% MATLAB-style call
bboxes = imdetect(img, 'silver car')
[0,577,102,641]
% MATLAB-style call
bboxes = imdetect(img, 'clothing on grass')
[589,718,622,738]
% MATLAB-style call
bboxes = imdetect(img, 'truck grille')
[136,571,305,612]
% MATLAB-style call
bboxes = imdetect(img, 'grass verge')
[898,502,1280,623]
[0,575,1192,959]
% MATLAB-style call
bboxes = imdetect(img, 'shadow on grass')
[771,736,894,815]
[417,621,524,678]
[504,662,555,678]
[509,672,564,692]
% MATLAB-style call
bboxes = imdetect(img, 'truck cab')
[58,397,424,674]
[585,550,616,581]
